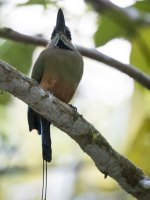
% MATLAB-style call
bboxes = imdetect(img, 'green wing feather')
[31,53,45,83]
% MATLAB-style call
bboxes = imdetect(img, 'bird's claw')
[69,104,78,120]
[104,172,108,179]
[69,104,77,112]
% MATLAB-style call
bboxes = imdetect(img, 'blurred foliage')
[94,0,150,48]
[94,16,129,47]
[0,130,18,159]
[0,40,35,74]
[0,0,150,199]
[18,0,56,8]
[0,91,11,105]
[0,40,35,104]
[130,27,150,75]
[90,0,150,178]
[18,0,48,8]
[134,0,150,12]
[0,0,4,6]
[128,117,150,176]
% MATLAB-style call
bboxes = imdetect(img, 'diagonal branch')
[0,60,150,199]
[0,27,150,90]
[85,0,150,70]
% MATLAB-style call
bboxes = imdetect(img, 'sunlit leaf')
[134,0,150,13]
[94,1,150,47]
[0,40,35,104]
[94,16,129,47]
[18,0,52,8]
[128,117,150,176]
[130,27,150,75]
[0,91,11,105]
[0,40,35,74]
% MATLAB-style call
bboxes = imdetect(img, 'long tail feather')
[28,107,52,162]
[40,116,52,162]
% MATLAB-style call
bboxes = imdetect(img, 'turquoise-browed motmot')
[28,9,83,162]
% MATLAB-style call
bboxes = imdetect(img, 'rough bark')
[0,60,150,199]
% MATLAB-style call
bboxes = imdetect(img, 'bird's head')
[50,9,74,50]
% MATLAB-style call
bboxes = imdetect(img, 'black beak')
[56,8,65,32]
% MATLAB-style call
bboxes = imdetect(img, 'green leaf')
[94,16,128,47]
[128,117,150,176]
[130,27,150,75]
[134,0,150,13]
[94,1,150,47]
[0,40,35,74]
[0,91,11,105]
[0,40,35,104]
[18,0,51,8]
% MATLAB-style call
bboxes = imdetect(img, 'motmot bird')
[28,9,83,162]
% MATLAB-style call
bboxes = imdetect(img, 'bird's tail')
[27,107,52,162]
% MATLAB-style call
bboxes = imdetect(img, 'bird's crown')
[51,8,71,41]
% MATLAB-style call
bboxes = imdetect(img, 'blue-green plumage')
[28,8,83,162]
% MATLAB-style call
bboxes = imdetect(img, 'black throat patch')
[57,39,73,50]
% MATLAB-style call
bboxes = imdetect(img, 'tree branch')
[0,27,48,46]
[0,60,150,199]
[77,45,150,90]
[0,27,150,90]
[85,0,150,69]
[85,0,150,27]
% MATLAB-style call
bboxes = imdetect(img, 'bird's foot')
[69,104,77,112]
[69,104,78,120]
[104,172,108,179]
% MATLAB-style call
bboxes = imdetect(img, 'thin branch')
[85,0,150,71]
[0,27,48,46]
[0,60,150,199]
[77,45,150,90]
[85,0,150,26]
[0,27,150,90]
